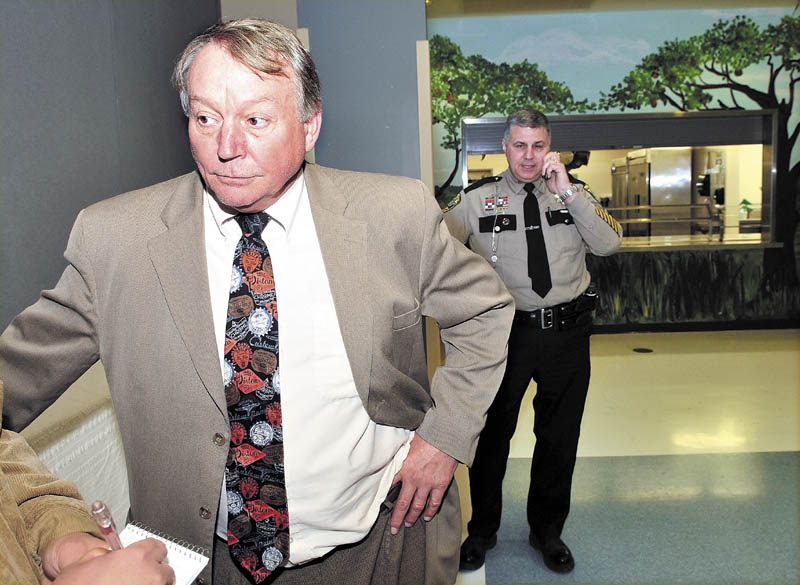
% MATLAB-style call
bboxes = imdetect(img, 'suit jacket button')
[213,433,226,446]
[199,506,211,520]
[196,578,206,585]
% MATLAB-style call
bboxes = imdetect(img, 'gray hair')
[503,109,551,143]
[172,19,321,122]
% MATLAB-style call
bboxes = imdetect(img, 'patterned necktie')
[225,212,289,583]
[523,182,552,297]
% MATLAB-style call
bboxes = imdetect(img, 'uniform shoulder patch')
[463,175,501,194]
[441,192,461,213]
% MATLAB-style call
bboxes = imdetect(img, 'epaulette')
[463,175,501,194]
[568,173,588,190]
[568,173,595,198]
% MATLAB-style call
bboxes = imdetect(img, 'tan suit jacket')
[1,163,514,583]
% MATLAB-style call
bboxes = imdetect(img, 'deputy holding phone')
[444,109,622,574]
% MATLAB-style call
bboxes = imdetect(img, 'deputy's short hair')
[504,109,551,143]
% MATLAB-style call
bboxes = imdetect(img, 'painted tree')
[599,14,800,287]
[429,34,592,198]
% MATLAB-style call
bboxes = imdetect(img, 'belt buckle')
[541,308,554,329]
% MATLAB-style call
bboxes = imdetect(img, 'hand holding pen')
[40,500,174,584]
[91,499,123,551]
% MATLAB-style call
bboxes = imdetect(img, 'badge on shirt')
[497,195,509,210]
[483,196,495,212]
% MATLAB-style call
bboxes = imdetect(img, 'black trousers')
[467,316,591,541]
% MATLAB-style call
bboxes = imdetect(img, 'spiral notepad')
[119,522,209,585]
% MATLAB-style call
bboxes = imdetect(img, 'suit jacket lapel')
[304,165,373,399]
[147,173,226,415]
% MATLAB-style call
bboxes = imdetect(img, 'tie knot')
[235,212,271,237]
[524,182,535,195]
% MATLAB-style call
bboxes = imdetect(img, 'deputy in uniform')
[444,109,622,574]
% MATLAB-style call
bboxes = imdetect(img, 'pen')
[91,500,123,551]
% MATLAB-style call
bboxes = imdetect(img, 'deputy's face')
[502,125,550,183]
[187,43,320,213]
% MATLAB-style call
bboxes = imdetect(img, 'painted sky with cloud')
[426,7,797,185]
[427,8,793,105]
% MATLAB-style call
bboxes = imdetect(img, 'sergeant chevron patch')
[595,206,622,236]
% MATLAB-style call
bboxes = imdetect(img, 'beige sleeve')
[415,185,515,464]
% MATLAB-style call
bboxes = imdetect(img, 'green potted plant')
[739,198,754,219]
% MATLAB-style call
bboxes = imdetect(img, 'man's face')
[502,125,550,183]
[187,43,321,213]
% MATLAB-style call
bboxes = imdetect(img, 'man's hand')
[389,434,458,535]
[46,538,175,585]
[41,532,109,578]
[541,150,570,195]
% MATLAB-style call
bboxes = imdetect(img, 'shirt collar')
[204,170,307,237]
[502,168,546,195]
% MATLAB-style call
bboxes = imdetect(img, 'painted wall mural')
[586,250,793,327]
[428,7,800,328]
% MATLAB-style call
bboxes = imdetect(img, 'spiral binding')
[129,522,210,559]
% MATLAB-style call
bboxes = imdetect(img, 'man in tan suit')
[0,19,513,585]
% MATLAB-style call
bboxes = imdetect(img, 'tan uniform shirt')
[444,169,622,311]
[0,382,101,584]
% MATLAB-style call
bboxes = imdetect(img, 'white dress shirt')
[203,172,412,564]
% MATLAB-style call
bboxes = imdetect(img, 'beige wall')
[727,144,764,223]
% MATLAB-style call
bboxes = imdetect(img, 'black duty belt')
[513,288,597,331]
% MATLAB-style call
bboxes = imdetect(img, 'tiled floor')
[455,329,800,585]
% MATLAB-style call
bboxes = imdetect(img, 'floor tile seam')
[507,449,800,461]
[570,449,800,460]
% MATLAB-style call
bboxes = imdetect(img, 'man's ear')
[303,110,322,153]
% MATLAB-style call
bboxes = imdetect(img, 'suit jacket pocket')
[389,298,423,377]
[392,298,421,331]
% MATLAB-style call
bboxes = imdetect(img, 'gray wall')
[222,0,298,27]
[1,0,427,327]
[297,0,426,178]
[0,0,219,328]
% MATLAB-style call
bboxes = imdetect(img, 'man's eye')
[247,117,267,127]
[196,115,211,125]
